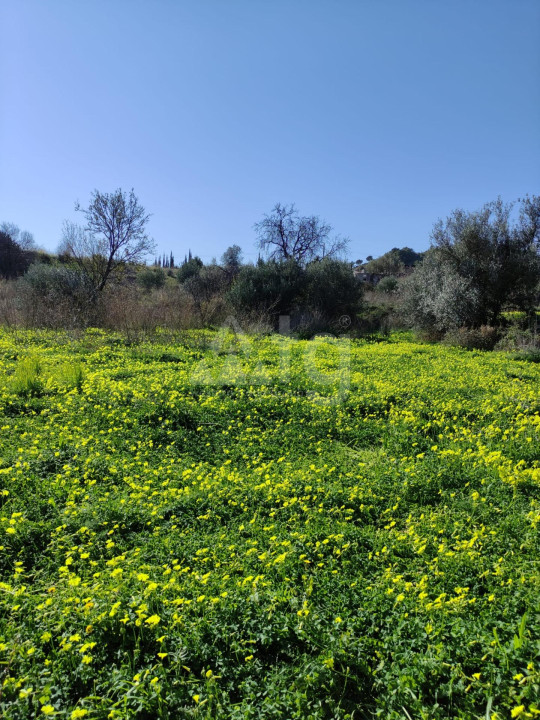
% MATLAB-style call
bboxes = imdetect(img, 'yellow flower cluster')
[0,328,538,718]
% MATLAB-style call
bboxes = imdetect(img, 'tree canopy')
[403,196,540,331]
[255,203,348,265]
[0,230,30,279]
[59,188,154,297]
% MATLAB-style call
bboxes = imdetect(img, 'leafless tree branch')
[60,188,155,298]
[254,203,349,264]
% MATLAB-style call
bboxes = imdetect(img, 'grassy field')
[0,328,538,719]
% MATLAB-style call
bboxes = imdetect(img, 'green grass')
[10,355,43,396]
[0,328,538,719]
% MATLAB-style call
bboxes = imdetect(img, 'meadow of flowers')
[0,327,538,719]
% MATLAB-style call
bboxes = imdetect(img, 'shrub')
[137,267,166,292]
[228,259,305,324]
[442,325,499,350]
[495,325,540,352]
[100,283,199,337]
[303,258,363,321]
[364,246,424,274]
[18,263,96,327]
[401,254,483,332]
[356,305,391,335]
[229,258,362,332]
[294,311,339,339]
[184,265,229,324]
[376,275,398,294]
[177,256,203,283]
[0,280,19,326]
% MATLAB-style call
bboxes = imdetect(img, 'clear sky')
[1,0,539,264]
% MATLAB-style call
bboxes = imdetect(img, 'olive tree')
[404,196,540,331]
[221,244,243,275]
[227,259,305,320]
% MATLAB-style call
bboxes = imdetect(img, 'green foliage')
[303,258,363,320]
[364,246,424,274]
[404,197,540,332]
[356,304,391,334]
[375,275,399,293]
[228,258,362,329]
[402,251,482,331]
[18,263,95,326]
[442,325,500,350]
[137,268,166,292]
[60,361,85,392]
[177,256,204,283]
[228,258,305,319]
[10,355,43,396]
[0,230,30,279]
[21,263,92,298]
[221,245,243,273]
[0,329,539,719]
[184,265,229,319]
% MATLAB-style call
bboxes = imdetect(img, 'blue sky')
[1,0,539,264]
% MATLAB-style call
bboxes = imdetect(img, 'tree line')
[1,189,539,345]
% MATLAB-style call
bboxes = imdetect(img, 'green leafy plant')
[10,355,43,396]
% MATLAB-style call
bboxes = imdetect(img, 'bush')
[294,311,340,339]
[184,265,229,324]
[0,280,19,326]
[100,284,198,335]
[177,256,203,283]
[364,246,423,274]
[375,275,398,294]
[356,305,391,335]
[18,263,96,327]
[228,258,363,333]
[495,325,540,353]
[303,258,363,321]
[228,259,305,324]
[401,254,483,332]
[137,267,166,292]
[442,325,499,351]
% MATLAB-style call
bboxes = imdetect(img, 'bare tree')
[19,230,35,250]
[59,188,154,297]
[0,222,35,250]
[254,203,349,264]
